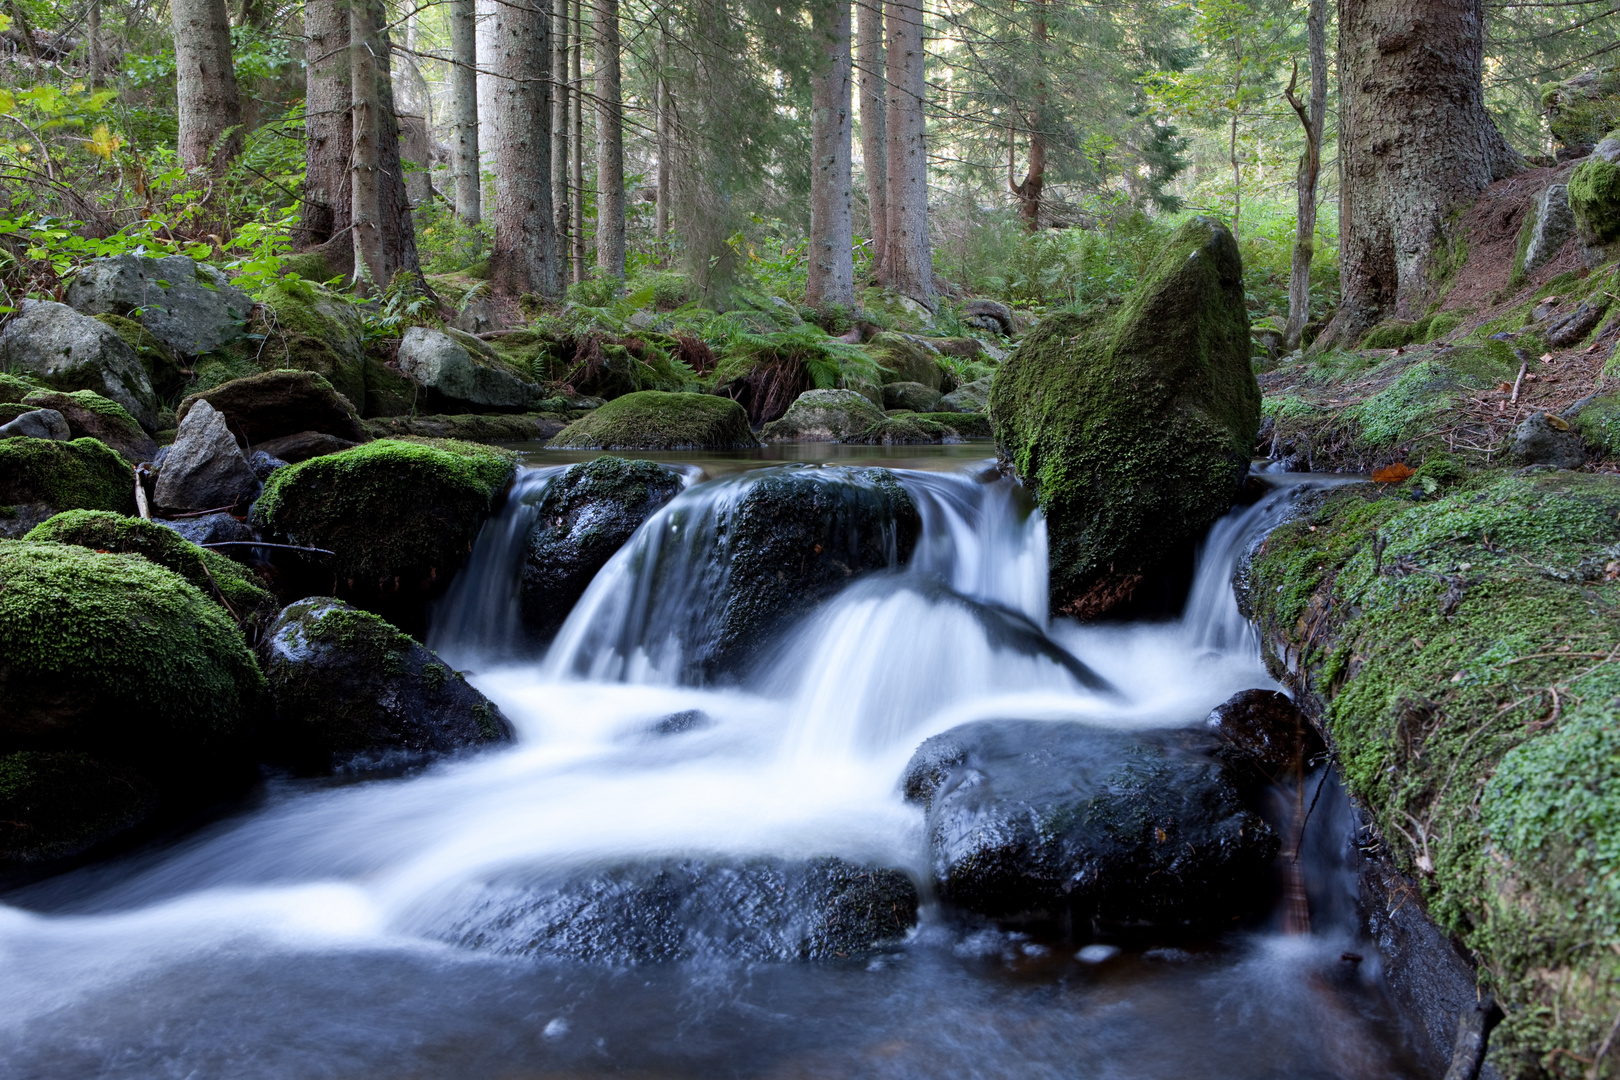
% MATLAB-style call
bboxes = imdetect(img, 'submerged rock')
[260,598,511,774]
[65,254,253,358]
[0,750,161,864]
[990,217,1259,619]
[1205,688,1325,789]
[521,458,684,640]
[903,719,1277,927]
[18,389,157,462]
[438,856,918,964]
[251,438,515,631]
[550,391,757,450]
[0,300,161,430]
[153,399,261,515]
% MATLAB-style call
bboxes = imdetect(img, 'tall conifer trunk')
[571,0,587,283]
[594,0,626,280]
[552,0,572,293]
[490,0,561,297]
[303,0,353,265]
[449,0,482,222]
[350,0,424,291]
[856,0,887,278]
[807,0,855,308]
[172,0,243,172]
[882,0,934,307]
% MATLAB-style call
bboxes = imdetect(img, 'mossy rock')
[259,597,511,774]
[1245,470,1620,1078]
[25,510,278,639]
[550,391,758,450]
[1542,67,1620,150]
[1571,393,1620,456]
[0,750,160,864]
[94,313,186,399]
[990,216,1259,619]
[0,540,268,767]
[20,388,157,463]
[1362,312,1466,350]
[1568,136,1620,244]
[0,436,136,530]
[761,388,886,443]
[251,438,516,631]
[486,328,570,384]
[0,371,40,403]
[253,281,367,405]
[277,251,335,282]
[361,355,420,417]
[867,333,944,389]
[362,412,568,444]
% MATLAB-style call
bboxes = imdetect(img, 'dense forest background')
[0,0,1612,333]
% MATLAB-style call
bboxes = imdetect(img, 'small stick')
[132,467,150,520]
[1511,363,1528,403]
[200,541,335,555]
[166,504,240,519]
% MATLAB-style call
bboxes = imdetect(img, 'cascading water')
[0,455,1419,1080]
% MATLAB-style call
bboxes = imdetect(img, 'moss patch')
[25,510,278,639]
[0,371,40,403]
[1572,393,1620,456]
[550,391,757,450]
[95,313,186,398]
[0,436,135,515]
[1569,148,1620,244]
[0,750,160,863]
[1247,471,1620,1078]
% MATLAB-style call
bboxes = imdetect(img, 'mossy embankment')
[1244,467,1620,1078]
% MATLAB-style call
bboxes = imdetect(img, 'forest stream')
[0,451,1430,1079]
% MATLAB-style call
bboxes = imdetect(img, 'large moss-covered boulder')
[396,327,546,413]
[521,458,684,641]
[0,436,135,537]
[1569,133,1620,244]
[177,369,364,449]
[903,719,1277,925]
[0,750,160,864]
[868,333,945,390]
[19,389,157,463]
[1542,67,1620,152]
[438,856,918,964]
[990,216,1259,618]
[259,597,511,774]
[550,391,758,450]
[95,312,187,399]
[1243,470,1620,1078]
[761,388,886,442]
[65,254,252,358]
[362,412,568,444]
[0,300,161,430]
[0,541,268,766]
[254,281,367,406]
[25,510,278,639]
[251,438,516,631]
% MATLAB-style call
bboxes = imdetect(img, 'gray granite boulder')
[0,408,69,441]
[939,377,991,413]
[761,388,886,442]
[65,254,253,358]
[397,326,543,412]
[0,300,160,430]
[1519,184,1576,280]
[153,399,261,514]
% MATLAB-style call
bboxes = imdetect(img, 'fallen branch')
[200,541,335,556]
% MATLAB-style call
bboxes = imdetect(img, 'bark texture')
[491,0,561,298]
[350,0,424,291]
[571,0,587,283]
[1323,0,1522,346]
[655,34,671,247]
[1009,0,1046,230]
[856,0,887,277]
[594,0,627,280]
[302,0,353,263]
[807,0,855,308]
[1283,0,1328,353]
[882,0,934,307]
[172,0,243,173]
[552,0,572,292]
[449,0,482,222]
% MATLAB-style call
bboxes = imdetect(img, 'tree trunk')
[856,0,887,278]
[172,0,243,172]
[1283,0,1328,354]
[552,0,572,293]
[491,0,561,298]
[396,15,435,207]
[571,0,587,283]
[303,0,353,265]
[807,0,855,309]
[350,0,424,292]
[449,0,482,222]
[593,0,626,281]
[1320,0,1522,347]
[655,32,671,250]
[1009,0,1046,231]
[882,0,933,307]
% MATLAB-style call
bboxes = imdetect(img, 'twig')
[132,467,150,520]
[165,504,239,518]
[200,541,335,555]
[1511,362,1528,403]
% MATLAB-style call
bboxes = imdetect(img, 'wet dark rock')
[439,856,919,963]
[902,719,1278,927]
[521,458,684,641]
[651,709,712,735]
[18,389,157,462]
[0,750,161,865]
[0,408,69,441]
[153,400,261,515]
[253,430,360,463]
[260,597,512,774]
[248,451,289,480]
[1206,688,1325,788]
[177,369,365,448]
[1511,412,1586,469]
[155,510,259,548]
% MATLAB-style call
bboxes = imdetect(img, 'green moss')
[1572,394,1620,456]
[1248,472,1620,1077]
[94,313,185,397]
[277,252,335,282]
[23,388,136,426]
[252,437,515,592]
[0,750,160,863]
[0,371,40,403]
[550,391,757,450]
[1569,149,1620,244]
[0,436,135,514]
[250,282,367,404]
[1543,69,1620,149]
[1345,346,1516,450]
[991,216,1259,615]
[25,510,277,637]
[0,540,268,755]
[866,333,945,388]
[362,412,566,443]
